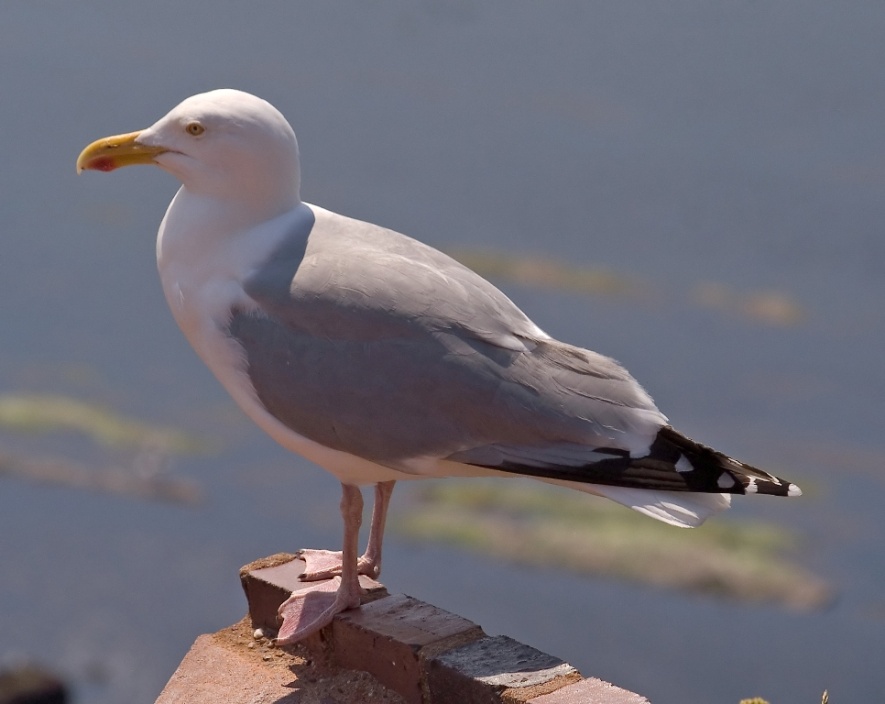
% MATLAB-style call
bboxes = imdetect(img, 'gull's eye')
[186,122,205,136]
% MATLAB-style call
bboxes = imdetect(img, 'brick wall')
[154,553,649,703]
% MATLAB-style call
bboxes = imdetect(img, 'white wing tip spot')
[717,473,737,489]
[674,455,693,473]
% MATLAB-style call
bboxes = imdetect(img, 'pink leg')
[358,480,395,578]
[299,481,395,581]
[276,484,364,644]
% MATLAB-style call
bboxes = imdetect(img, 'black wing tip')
[662,426,803,498]
[461,425,803,498]
[738,474,803,497]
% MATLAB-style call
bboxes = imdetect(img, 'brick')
[426,635,580,704]
[239,553,388,632]
[527,677,651,704]
[234,554,650,704]
[331,593,485,704]
[155,632,286,704]
[155,618,406,704]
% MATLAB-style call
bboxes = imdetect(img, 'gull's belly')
[210,328,404,486]
[160,269,405,486]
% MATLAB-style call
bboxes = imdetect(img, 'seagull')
[77,89,801,643]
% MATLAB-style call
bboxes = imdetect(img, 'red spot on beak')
[90,157,118,172]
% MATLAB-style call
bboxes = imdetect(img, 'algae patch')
[394,480,830,610]
[449,248,805,327]
[449,249,638,298]
[0,393,203,453]
[0,393,204,503]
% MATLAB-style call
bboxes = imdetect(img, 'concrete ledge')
[155,618,405,704]
[156,554,650,703]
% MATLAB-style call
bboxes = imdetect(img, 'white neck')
[155,190,310,336]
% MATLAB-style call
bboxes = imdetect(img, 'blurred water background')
[1,2,884,702]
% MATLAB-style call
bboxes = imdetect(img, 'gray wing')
[228,205,667,470]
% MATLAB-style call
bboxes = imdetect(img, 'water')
[2,2,884,701]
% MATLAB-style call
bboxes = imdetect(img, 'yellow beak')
[76,130,167,174]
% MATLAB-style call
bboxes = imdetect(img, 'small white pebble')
[262,654,272,661]
[253,628,265,640]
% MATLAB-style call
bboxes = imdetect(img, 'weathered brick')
[239,552,387,633]
[155,619,405,704]
[233,554,650,704]
[331,593,485,704]
[426,635,579,704]
[527,677,651,704]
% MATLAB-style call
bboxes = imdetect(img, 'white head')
[78,89,302,223]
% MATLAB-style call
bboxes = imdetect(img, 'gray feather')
[227,206,666,467]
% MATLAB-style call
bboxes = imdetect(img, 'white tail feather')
[542,478,732,528]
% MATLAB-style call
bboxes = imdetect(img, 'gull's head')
[77,89,301,218]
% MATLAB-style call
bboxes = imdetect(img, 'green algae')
[394,479,831,610]
[0,393,204,453]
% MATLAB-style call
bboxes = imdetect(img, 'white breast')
[155,192,407,485]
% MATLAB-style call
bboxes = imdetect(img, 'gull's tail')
[478,426,802,498]
[474,425,803,528]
